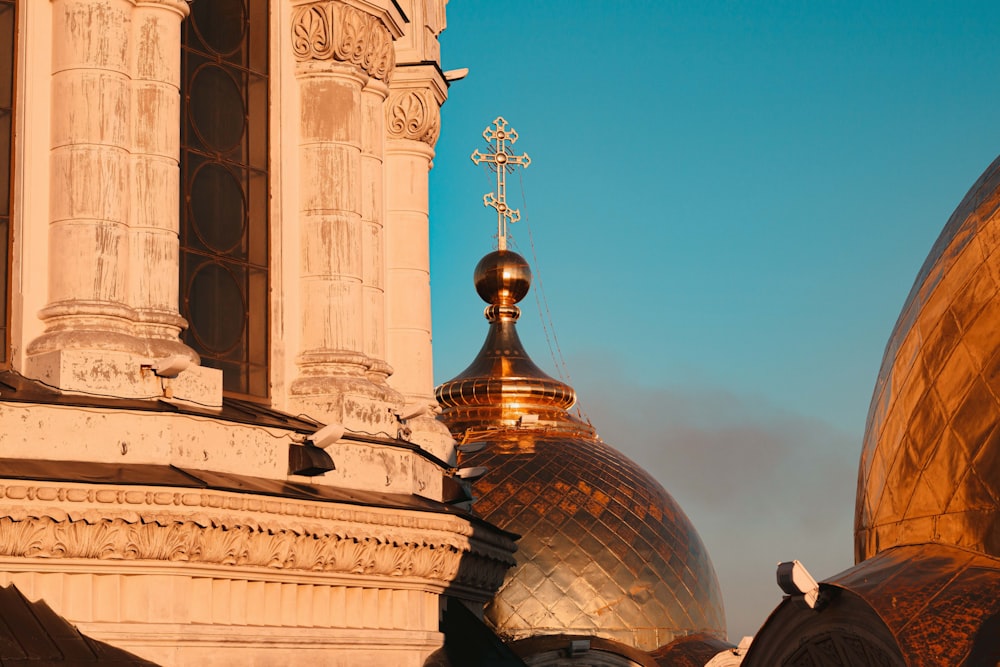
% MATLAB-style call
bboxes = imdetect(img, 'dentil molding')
[0,481,515,594]
[386,90,440,146]
[292,1,395,81]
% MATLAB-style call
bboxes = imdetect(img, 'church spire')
[436,120,590,437]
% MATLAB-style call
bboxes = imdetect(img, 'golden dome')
[857,155,1000,562]
[437,250,589,436]
[436,250,726,652]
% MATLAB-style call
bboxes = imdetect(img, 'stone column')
[27,0,217,403]
[128,0,191,358]
[288,1,403,432]
[384,69,453,460]
[34,0,137,361]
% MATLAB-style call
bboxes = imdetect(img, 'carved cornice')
[386,90,440,146]
[0,482,515,595]
[292,2,395,81]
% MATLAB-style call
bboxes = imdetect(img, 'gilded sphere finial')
[474,250,531,306]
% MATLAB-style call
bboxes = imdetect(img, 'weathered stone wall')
[0,1,501,664]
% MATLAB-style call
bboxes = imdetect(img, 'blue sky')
[426,1,1000,641]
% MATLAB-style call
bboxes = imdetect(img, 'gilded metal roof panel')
[435,251,591,436]
[437,249,725,652]
[743,544,1000,666]
[858,154,1000,561]
[743,544,1000,667]
[650,633,736,667]
[741,592,905,667]
[457,432,726,651]
[829,544,1000,666]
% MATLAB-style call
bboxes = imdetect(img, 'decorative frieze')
[292,2,395,81]
[0,482,515,594]
[386,90,440,146]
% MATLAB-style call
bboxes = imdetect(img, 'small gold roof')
[436,247,726,652]
[436,249,593,438]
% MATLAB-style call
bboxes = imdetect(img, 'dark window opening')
[180,0,269,397]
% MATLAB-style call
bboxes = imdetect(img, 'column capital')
[386,89,440,147]
[385,65,447,148]
[291,1,396,82]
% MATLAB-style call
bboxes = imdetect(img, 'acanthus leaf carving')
[386,90,440,146]
[289,533,325,571]
[0,514,513,595]
[198,524,250,566]
[0,516,51,557]
[125,522,192,562]
[372,540,407,576]
[0,480,516,595]
[291,1,395,81]
[51,519,123,560]
[334,4,365,63]
[292,6,334,60]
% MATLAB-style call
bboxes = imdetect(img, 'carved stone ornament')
[386,90,441,146]
[291,2,395,81]
[0,482,514,594]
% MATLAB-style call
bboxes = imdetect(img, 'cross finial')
[471,116,531,251]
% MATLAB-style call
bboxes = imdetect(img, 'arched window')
[0,0,15,366]
[180,0,269,397]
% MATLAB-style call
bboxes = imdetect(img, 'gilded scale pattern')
[858,155,1000,561]
[743,543,1000,666]
[745,156,1000,667]
[436,249,725,652]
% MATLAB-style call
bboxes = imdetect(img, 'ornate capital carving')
[292,2,395,81]
[386,90,440,146]
[0,481,515,596]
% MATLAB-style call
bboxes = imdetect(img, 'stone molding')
[386,90,440,146]
[0,481,514,595]
[292,1,395,81]
[132,0,191,19]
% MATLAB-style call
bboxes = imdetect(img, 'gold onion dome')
[437,250,586,435]
[436,249,726,652]
[741,156,1000,667]
[858,154,1000,561]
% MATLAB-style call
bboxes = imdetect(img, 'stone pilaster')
[288,1,403,432]
[384,63,453,460]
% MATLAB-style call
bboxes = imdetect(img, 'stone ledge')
[93,624,442,667]
[25,348,222,406]
[0,479,516,597]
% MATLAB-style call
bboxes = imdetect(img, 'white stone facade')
[11,0,450,439]
[0,0,513,664]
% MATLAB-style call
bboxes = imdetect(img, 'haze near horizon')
[428,0,1000,641]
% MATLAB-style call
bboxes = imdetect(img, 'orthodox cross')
[471,116,531,251]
